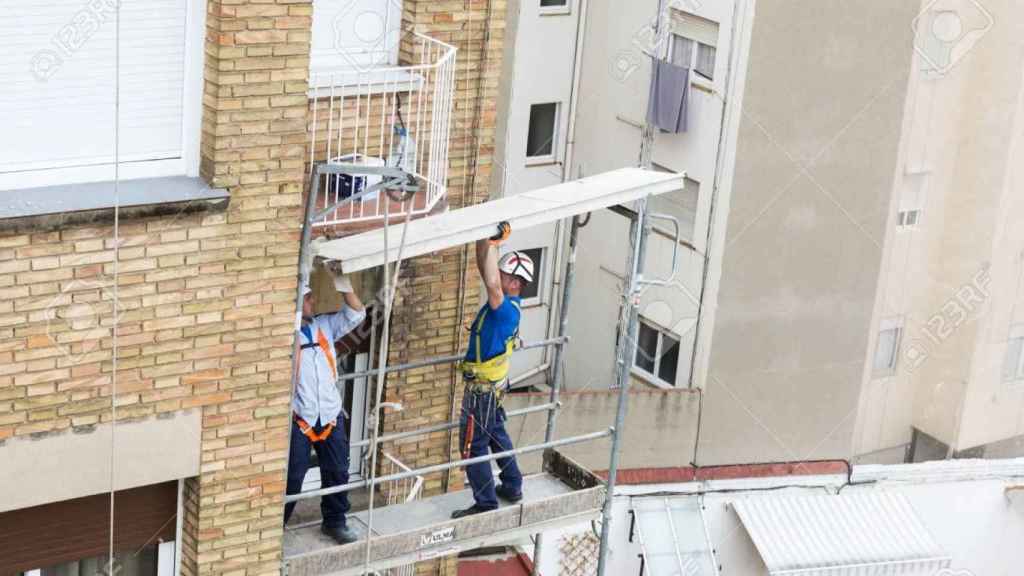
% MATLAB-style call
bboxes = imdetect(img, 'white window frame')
[1002,325,1024,385]
[538,0,572,16]
[873,317,904,377]
[0,0,206,191]
[525,102,561,166]
[897,208,923,228]
[631,317,681,389]
[669,33,716,87]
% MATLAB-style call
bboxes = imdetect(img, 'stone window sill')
[0,176,229,233]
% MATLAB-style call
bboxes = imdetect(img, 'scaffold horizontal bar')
[286,428,613,503]
[349,401,559,449]
[337,336,568,382]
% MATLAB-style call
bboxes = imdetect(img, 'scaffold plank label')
[419,526,456,549]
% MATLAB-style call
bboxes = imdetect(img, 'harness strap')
[294,413,336,443]
[316,328,337,379]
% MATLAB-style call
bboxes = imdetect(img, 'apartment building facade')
[498,0,1024,471]
[0,0,506,574]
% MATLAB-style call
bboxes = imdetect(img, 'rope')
[362,194,416,574]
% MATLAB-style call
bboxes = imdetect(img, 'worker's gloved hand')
[333,273,354,294]
[489,221,512,246]
[323,261,354,293]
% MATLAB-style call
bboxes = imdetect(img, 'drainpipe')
[545,0,591,378]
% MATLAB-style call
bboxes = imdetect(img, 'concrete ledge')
[0,176,229,233]
[0,410,202,513]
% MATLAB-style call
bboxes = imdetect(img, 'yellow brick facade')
[0,0,506,574]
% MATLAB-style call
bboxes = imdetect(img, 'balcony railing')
[308,33,456,227]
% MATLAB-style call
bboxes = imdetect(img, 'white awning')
[632,498,718,576]
[315,167,685,273]
[732,492,951,576]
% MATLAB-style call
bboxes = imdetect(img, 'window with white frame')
[633,318,681,387]
[668,10,719,80]
[539,0,571,15]
[897,209,922,227]
[873,318,904,376]
[1002,325,1024,383]
[1,0,205,190]
[897,174,927,230]
[310,0,403,73]
[526,102,560,162]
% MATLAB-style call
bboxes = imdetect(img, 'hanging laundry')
[646,59,691,133]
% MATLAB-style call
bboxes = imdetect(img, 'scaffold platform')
[282,450,604,576]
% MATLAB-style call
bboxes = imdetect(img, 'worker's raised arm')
[323,262,367,338]
[476,239,504,310]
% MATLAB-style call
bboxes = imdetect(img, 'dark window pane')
[527,103,558,158]
[517,247,543,300]
[635,323,658,373]
[658,333,680,385]
[695,43,716,79]
[540,0,567,6]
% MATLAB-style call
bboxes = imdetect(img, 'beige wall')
[856,0,1024,458]
[697,0,921,465]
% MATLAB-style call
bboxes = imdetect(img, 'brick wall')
[182,0,312,573]
[1,1,309,575]
[0,0,506,573]
[381,2,508,575]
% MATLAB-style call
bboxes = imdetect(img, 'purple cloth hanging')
[646,59,690,133]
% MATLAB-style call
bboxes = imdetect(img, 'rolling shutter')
[670,10,719,47]
[0,481,178,574]
[1,0,187,177]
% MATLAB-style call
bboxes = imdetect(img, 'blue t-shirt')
[465,296,521,362]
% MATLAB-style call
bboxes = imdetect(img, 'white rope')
[362,193,416,574]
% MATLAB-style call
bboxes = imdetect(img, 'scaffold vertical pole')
[596,197,649,576]
[531,213,584,575]
[282,169,324,532]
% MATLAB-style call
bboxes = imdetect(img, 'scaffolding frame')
[285,161,669,576]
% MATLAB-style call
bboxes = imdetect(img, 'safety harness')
[459,301,520,386]
[295,323,338,443]
[459,301,520,458]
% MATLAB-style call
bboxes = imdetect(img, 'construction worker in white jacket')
[285,264,366,544]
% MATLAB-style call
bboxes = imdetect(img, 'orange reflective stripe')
[316,328,337,379]
[294,413,336,443]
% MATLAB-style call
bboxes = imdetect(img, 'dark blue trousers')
[284,415,350,529]
[459,388,523,509]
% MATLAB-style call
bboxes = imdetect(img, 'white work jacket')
[293,305,366,426]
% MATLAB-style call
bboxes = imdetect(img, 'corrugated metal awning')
[632,497,718,575]
[732,492,951,575]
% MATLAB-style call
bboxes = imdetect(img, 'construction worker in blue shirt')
[452,222,535,518]
[285,265,366,544]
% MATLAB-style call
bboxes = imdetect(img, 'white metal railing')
[380,452,424,576]
[309,32,456,226]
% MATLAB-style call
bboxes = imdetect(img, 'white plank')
[316,167,686,273]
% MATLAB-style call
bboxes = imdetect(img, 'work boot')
[321,524,359,545]
[451,504,495,519]
[496,485,523,504]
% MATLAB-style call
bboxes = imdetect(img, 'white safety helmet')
[498,251,535,284]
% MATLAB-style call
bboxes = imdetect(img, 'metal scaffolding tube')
[348,401,559,449]
[285,428,613,503]
[281,166,330,522]
[531,213,585,574]
[597,198,650,575]
[336,336,568,383]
